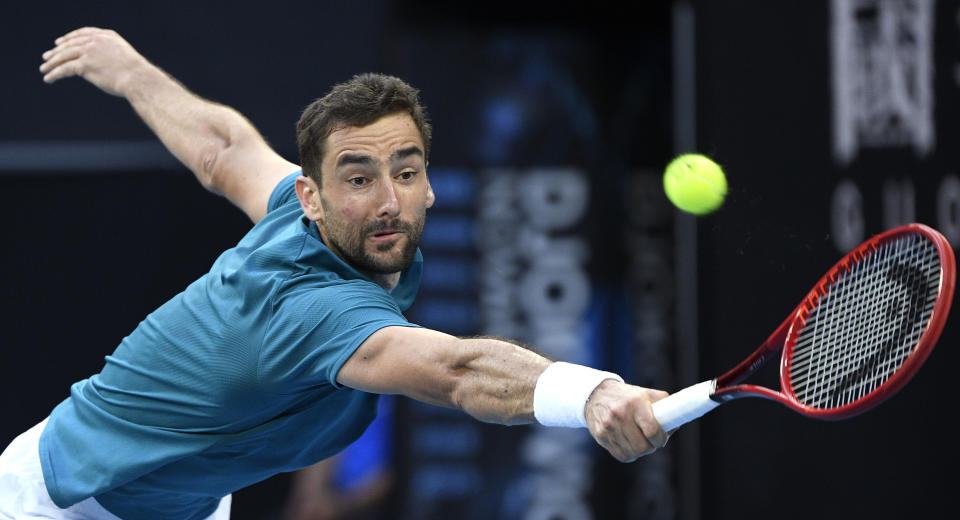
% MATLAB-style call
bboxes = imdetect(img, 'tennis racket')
[651,223,956,432]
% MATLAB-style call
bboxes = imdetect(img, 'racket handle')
[651,380,721,432]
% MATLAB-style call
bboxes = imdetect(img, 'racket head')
[779,223,955,419]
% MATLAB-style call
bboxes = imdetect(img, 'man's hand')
[585,379,670,462]
[40,27,151,96]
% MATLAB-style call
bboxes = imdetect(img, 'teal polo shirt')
[38,171,421,519]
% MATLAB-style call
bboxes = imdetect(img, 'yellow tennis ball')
[663,154,727,215]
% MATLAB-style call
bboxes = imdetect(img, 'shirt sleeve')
[259,279,420,390]
[266,171,304,214]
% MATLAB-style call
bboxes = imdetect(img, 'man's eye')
[349,177,368,186]
[397,170,416,181]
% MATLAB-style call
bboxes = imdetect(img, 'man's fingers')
[43,28,105,75]
[637,406,669,449]
[42,60,82,84]
[647,424,669,450]
[588,407,633,462]
[585,383,675,462]
[40,35,93,74]
[593,411,655,463]
[43,35,92,61]
[644,390,671,448]
[55,27,105,45]
[40,48,85,83]
[598,407,653,462]
[595,430,631,463]
[39,27,141,97]
[40,44,86,75]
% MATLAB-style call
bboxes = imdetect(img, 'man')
[0,27,669,519]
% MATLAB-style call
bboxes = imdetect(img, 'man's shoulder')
[266,171,303,214]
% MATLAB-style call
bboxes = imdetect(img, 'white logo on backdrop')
[477,168,594,520]
[831,0,935,164]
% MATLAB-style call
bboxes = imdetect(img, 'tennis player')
[0,27,669,519]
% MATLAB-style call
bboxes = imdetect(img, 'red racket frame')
[709,223,956,419]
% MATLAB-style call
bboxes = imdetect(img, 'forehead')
[324,113,424,164]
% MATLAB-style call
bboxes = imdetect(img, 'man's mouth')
[369,229,403,241]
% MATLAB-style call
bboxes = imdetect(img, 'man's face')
[315,112,434,275]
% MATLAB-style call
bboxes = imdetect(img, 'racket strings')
[788,234,940,409]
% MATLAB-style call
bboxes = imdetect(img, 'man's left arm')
[39,27,299,223]
[337,326,669,463]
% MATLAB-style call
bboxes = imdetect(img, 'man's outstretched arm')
[39,27,299,223]
[338,326,670,463]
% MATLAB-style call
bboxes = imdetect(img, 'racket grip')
[651,380,720,432]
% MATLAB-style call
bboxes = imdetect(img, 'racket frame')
[709,223,956,420]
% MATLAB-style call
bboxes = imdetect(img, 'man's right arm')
[39,27,299,223]
[338,326,670,463]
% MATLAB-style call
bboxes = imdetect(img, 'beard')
[321,211,425,275]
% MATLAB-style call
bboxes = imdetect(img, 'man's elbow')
[198,142,228,194]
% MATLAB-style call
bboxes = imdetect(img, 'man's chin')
[358,247,412,274]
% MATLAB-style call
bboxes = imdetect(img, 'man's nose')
[376,178,400,218]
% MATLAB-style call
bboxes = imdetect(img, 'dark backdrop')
[1,1,955,519]
[692,1,958,519]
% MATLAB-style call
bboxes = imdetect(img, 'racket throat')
[714,384,788,403]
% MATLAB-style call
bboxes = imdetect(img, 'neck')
[369,272,402,291]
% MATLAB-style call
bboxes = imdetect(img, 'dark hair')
[296,73,432,184]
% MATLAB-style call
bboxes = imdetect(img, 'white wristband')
[533,362,624,428]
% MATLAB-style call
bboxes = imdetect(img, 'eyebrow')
[335,153,376,169]
[390,146,424,162]
[335,146,425,170]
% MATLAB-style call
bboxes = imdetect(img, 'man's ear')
[426,182,436,209]
[295,175,324,222]
[425,166,435,208]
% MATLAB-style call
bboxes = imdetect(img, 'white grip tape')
[651,380,721,432]
[533,362,624,428]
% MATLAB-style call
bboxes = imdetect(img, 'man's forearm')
[120,63,256,193]
[447,337,552,425]
[338,328,550,425]
[341,326,669,462]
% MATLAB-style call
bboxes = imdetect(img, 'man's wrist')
[122,61,175,102]
[533,362,624,428]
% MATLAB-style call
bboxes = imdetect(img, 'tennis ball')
[663,154,727,215]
